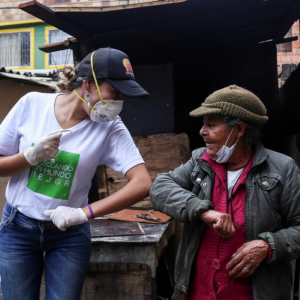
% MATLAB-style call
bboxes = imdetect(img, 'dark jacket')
[150,142,300,300]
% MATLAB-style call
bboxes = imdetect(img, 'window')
[0,31,31,68]
[47,29,73,67]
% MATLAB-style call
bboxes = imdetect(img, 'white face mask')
[211,127,239,163]
[74,51,124,123]
[90,99,123,122]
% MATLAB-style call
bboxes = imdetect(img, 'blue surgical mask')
[211,128,239,163]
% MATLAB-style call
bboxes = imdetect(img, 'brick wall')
[0,0,155,23]
[277,20,300,65]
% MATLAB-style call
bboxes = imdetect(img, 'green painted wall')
[34,23,47,69]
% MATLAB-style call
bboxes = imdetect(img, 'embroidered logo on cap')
[123,58,134,77]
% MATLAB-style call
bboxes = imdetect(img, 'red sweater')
[187,152,254,300]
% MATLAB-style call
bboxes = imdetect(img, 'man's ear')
[236,122,246,139]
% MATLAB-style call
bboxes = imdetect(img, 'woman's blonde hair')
[56,65,103,93]
[56,66,79,92]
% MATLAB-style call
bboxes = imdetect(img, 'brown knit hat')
[190,85,268,125]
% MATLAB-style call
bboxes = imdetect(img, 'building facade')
[0,0,154,71]
[277,20,300,65]
[277,20,300,87]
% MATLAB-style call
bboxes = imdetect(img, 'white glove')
[24,131,62,165]
[44,206,88,231]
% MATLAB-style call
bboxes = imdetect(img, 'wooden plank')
[81,263,152,300]
[38,37,78,53]
[96,165,108,200]
[102,133,191,207]
[91,222,172,244]
[19,1,87,40]
[51,0,186,12]
[89,219,145,238]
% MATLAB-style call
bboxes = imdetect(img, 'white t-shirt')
[0,92,144,220]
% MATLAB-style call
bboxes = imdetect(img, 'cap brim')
[189,107,222,117]
[106,79,150,99]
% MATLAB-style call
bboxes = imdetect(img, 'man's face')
[200,115,235,157]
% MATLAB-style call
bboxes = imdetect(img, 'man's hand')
[226,239,269,277]
[44,206,88,231]
[199,210,235,239]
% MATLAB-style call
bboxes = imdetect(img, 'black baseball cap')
[77,47,149,98]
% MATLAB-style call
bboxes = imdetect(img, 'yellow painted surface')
[0,27,35,70]
[0,19,43,27]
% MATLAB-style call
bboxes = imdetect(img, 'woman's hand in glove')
[24,131,62,166]
[44,206,88,231]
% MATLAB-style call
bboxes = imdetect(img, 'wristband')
[88,204,95,219]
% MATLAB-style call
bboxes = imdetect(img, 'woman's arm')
[0,154,31,177]
[44,163,152,231]
[83,163,152,218]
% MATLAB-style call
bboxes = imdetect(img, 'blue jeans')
[0,203,92,300]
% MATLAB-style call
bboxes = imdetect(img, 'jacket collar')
[196,149,213,175]
[251,140,269,168]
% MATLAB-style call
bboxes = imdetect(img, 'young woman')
[0,47,152,300]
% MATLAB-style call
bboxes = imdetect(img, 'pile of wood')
[96,133,191,207]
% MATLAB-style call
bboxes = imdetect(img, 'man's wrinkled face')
[200,115,235,157]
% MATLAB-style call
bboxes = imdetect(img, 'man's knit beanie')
[190,85,268,125]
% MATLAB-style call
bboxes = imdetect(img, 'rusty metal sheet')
[108,209,171,224]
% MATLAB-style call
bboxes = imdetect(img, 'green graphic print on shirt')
[27,150,80,200]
